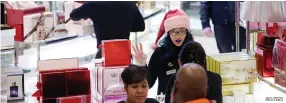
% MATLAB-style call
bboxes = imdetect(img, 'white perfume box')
[23,12,54,42]
[1,28,15,47]
[96,65,127,96]
[5,68,24,100]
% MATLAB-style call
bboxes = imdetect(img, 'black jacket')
[200,1,236,29]
[70,1,145,47]
[147,47,181,95]
[164,71,222,103]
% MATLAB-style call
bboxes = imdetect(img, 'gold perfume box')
[222,83,253,96]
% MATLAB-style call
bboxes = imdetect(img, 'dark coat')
[70,1,145,47]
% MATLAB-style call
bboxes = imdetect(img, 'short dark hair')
[121,64,149,86]
[179,41,206,68]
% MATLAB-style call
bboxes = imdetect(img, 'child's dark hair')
[121,64,149,86]
[179,41,207,69]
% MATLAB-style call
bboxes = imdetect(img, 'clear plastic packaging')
[272,39,286,70]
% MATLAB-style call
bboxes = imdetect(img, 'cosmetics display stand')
[235,1,286,96]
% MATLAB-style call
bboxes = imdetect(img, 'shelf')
[257,74,286,94]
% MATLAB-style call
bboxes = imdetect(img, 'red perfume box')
[255,46,274,77]
[33,58,91,101]
[42,95,91,103]
[256,32,278,47]
[6,6,45,25]
[102,39,131,66]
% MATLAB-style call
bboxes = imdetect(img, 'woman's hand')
[132,43,147,65]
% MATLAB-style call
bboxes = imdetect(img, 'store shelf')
[257,74,286,94]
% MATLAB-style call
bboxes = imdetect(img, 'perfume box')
[5,68,24,100]
[11,24,24,41]
[274,68,286,88]
[91,86,126,103]
[39,68,90,99]
[96,94,127,103]
[96,65,127,96]
[66,21,94,36]
[34,58,91,99]
[1,50,15,69]
[1,26,15,47]
[102,39,131,67]
[222,83,253,96]
[272,39,286,70]
[42,95,91,103]
[256,32,278,47]
[209,52,249,73]
[255,46,274,77]
[209,53,257,85]
[6,6,45,25]
[23,12,54,42]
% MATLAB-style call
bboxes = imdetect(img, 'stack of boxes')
[4,2,46,42]
[32,58,91,103]
[206,52,257,96]
[91,39,131,103]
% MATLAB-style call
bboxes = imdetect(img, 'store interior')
[1,1,286,103]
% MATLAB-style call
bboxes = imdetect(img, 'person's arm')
[147,48,161,88]
[130,3,145,32]
[199,1,212,29]
[70,2,93,21]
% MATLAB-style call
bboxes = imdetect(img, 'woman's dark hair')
[159,29,194,57]
[121,64,149,86]
[179,41,207,69]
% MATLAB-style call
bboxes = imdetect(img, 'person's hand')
[132,43,147,65]
[202,27,213,37]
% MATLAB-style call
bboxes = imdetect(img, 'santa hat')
[152,9,190,49]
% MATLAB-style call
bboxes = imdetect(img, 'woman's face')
[169,28,187,47]
[125,79,149,103]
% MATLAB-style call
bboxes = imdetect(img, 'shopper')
[200,1,246,53]
[165,41,222,103]
[132,9,194,97]
[173,63,210,103]
[70,1,145,58]
[119,65,159,103]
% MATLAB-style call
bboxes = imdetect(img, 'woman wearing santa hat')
[132,9,194,101]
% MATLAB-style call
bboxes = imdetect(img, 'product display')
[5,68,24,100]
[33,58,91,102]
[222,83,253,96]
[272,39,286,70]
[42,95,91,103]
[274,68,286,88]
[96,65,126,96]
[102,39,131,66]
[4,1,45,26]
[1,26,15,47]
[1,50,15,69]
[96,94,127,103]
[23,12,54,42]
[207,52,257,85]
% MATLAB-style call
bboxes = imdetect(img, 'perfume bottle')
[10,82,18,97]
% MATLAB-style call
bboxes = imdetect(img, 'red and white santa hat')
[152,9,190,49]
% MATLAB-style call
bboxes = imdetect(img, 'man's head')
[121,65,149,103]
[173,63,208,103]
[179,41,206,68]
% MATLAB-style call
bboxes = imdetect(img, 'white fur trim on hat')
[164,16,190,32]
